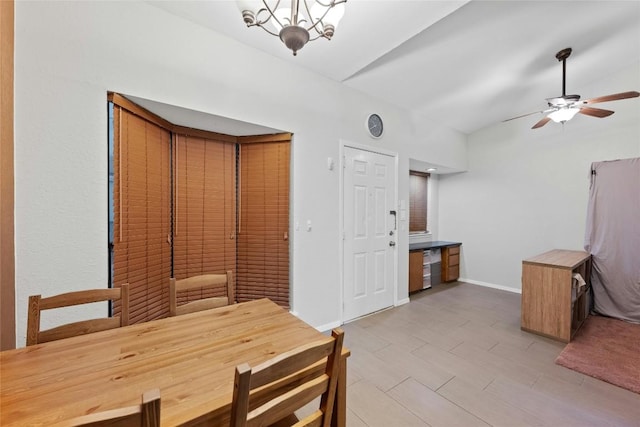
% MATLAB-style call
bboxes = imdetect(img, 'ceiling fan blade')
[503,111,542,122]
[582,91,639,105]
[532,117,551,129]
[503,108,554,122]
[578,106,614,118]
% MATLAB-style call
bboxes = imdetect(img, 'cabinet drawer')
[448,246,460,256]
[447,265,459,281]
[448,254,460,266]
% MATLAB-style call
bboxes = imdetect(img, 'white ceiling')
[147,0,640,135]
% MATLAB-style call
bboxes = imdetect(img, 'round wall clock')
[366,113,384,139]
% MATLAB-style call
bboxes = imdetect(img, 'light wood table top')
[523,249,590,269]
[1,298,349,426]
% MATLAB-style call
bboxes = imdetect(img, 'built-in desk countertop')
[409,240,461,251]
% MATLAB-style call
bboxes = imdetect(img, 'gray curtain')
[584,157,640,323]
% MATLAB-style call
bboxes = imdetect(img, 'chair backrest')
[230,328,344,427]
[169,271,234,316]
[26,284,129,346]
[62,389,160,427]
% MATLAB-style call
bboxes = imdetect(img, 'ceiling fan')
[504,47,639,129]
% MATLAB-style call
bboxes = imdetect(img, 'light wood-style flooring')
[341,282,640,427]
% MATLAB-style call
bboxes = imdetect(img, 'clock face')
[367,114,384,138]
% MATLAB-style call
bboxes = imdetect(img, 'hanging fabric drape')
[584,157,640,323]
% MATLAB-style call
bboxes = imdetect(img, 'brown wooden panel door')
[237,140,290,308]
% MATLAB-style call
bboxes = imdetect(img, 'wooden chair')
[230,328,344,427]
[26,285,130,346]
[169,271,234,316]
[62,389,160,427]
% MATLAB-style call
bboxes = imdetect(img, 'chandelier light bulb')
[236,0,260,14]
[323,2,345,27]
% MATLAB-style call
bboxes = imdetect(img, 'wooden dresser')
[521,249,591,342]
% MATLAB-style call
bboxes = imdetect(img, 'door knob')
[389,241,396,247]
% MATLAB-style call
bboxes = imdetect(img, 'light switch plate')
[327,157,334,171]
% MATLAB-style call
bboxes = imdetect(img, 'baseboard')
[289,310,341,333]
[314,320,342,333]
[298,298,410,333]
[460,278,521,294]
[396,298,410,306]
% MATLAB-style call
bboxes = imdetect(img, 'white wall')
[439,63,640,291]
[13,1,466,345]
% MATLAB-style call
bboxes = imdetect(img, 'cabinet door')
[521,263,572,342]
[409,251,424,292]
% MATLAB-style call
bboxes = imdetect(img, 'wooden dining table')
[0,298,349,426]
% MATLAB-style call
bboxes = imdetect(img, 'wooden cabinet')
[442,245,461,282]
[521,249,591,342]
[409,250,424,293]
[409,242,461,293]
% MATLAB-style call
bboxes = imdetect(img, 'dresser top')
[523,249,590,269]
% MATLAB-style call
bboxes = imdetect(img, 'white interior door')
[343,146,396,322]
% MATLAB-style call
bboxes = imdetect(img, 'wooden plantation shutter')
[110,94,293,316]
[409,171,429,233]
[237,138,290,308]
[113,107,172,322]
[173,135,237,302]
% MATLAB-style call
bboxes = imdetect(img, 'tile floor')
[341,282,640,426]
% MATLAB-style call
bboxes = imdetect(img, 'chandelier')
[237,0,347,56]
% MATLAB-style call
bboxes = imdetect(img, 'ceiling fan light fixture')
[503,47,638,130]
[548,107,580,123]
[237,0,347,55]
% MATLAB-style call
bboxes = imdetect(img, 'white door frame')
[339,140,399,323]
